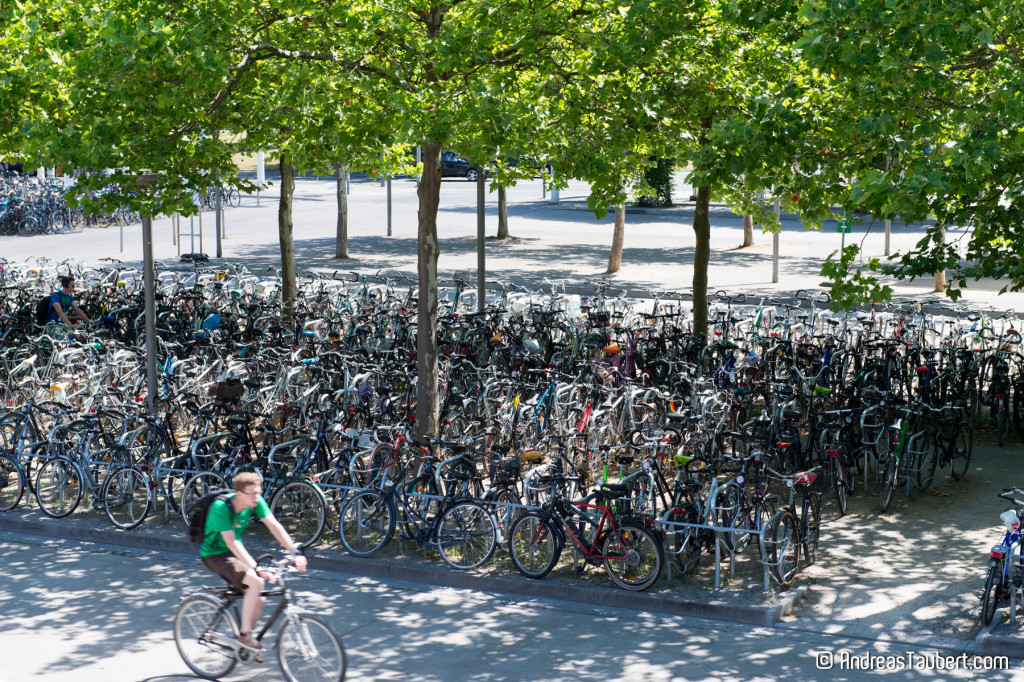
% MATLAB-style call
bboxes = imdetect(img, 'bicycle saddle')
[791,471,818,487]
[596,482,630,498]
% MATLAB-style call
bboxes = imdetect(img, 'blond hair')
[233,471,262,493]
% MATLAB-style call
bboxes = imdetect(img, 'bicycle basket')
[208,379,244,402]
[489,457,521,485]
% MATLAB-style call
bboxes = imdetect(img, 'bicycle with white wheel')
[174,552,345,681]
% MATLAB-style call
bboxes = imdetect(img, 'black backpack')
[187,489,235,544]
[35,295,53,326]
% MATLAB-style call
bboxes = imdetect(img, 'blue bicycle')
[981,488,1024,626]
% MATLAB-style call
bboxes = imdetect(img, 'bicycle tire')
[270,480,328,548]
[174,594,239,679]
[180,471,227,520]
[664,506,701,575]
[803,494,821,566]
[949,423,973,481]
[508,511,561,579]
[400,475,440,538]
[277,613,346,682]
[878,457,897,513]
[768,510,800,587]
[101,466,152,530]
[602,523,663,591]
[124,423,173,467]
[338,490,395,557]
[830,456,848,517]
[437,501,498,570]
[18,216,39,236]
[981,560,1002,626]
[35,457,84,518]
[712,483,740,551]
[480,487,520,543]
[914,437,938,491]
[1014,382,1024,441]
[0,453,25,511]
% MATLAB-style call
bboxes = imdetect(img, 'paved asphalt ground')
[3,172,1023,311]
[3,174,1024,679]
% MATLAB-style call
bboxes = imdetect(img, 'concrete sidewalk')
[2,439,1023,659]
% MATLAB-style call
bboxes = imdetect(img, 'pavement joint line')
[0,514,793,629]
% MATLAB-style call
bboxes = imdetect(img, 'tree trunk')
[742,214,754,247]
[415,140,443,440]
[934,222,946,292]
[335,161,350,259]
[496,184,509,239]
[607,203,625,273]
[278,152,297,319]
[692,184,712,339]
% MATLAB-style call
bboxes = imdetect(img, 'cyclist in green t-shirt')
[199,472,307,656]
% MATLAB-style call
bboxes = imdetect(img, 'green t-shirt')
[199,493,270,557]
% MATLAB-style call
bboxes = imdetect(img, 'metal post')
[772,197,780,283]
[884,218,891,256]
[477,170,486,313]
[346,171,350,195]
[139,197,159,417]
[215,182,222,258]
[387,176,393,237]
[119,212,124,253]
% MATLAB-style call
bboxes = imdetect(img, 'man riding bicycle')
[199,472,308,658]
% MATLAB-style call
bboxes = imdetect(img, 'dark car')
[441,151,485,181]
[506,156,551,178]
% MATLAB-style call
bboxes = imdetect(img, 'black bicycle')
[174,552,345,681]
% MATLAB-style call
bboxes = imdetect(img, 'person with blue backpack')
[46,276,91,327]
[196,472,307,660]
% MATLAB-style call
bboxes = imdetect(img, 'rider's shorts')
[202,553,250,590]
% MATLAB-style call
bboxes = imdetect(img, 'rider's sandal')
[237,632,265,652]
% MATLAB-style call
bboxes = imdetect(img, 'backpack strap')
[203,493,238,542]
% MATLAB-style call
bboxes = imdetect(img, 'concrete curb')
[0,514,807,629]
[977,634,1024,658]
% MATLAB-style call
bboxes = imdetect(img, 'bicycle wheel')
[18,216,39,236]
[712,484,741,551]
[664,506,701,575]
[0,454,25,511]
[914,438,938,491]
[829,456,848,517]
[180,471,227,519]
[124,424,173,467]
[603,523,663,591]
[507,511,561,579]
[981,561,1003,626]
[878,457,897,513]
[101,466,151,530]
[270,480,328,548]
[338,490,395,557]
[173,594,239,679]
[35,457,84,518]
[400,475,440,538]
[480,487,520,543]
[277,613,346,682]
[1014,382,1024,441]
[436,501,498,570]
[768,510,800,587]
[802,494,821,566]
[949,423,973,481]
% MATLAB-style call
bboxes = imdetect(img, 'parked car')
[441,151,485,181]
[506,156,552,178]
